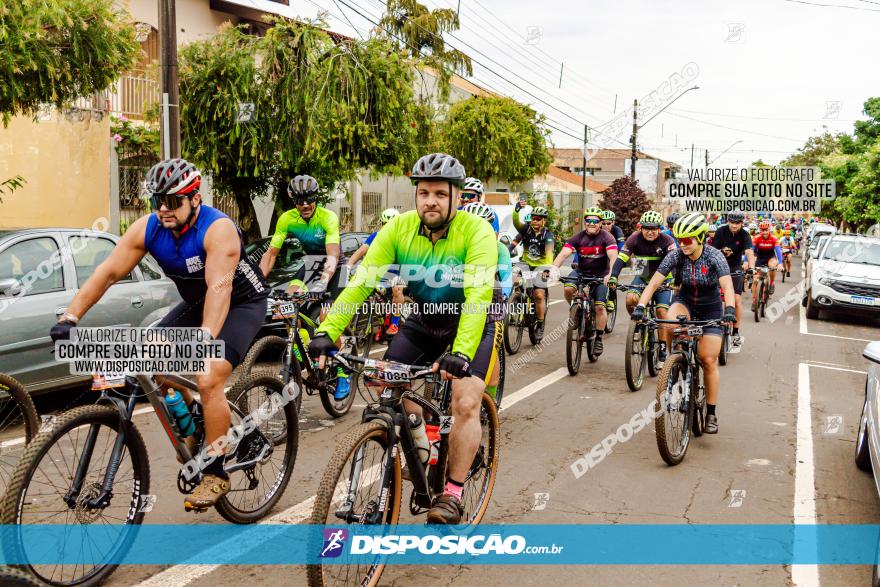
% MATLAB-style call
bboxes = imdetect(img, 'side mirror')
[864,341,880,365]
[0,278,22,297]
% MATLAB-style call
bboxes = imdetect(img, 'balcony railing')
[64,72,160,120]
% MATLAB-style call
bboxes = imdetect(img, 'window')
[139,254,163,280]
[572,167,598,176]
[0,237,65,295]
[68,236,133,287]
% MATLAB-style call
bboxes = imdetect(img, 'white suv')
[805,234,880,320]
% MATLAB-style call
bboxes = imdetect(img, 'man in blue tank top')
[49,158,268,511]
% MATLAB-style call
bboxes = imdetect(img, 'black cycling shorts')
[730,272,745,295]
[670,295,723,337]
[383,316,499,382]
[755,255,777,268]
[156,297,268,368]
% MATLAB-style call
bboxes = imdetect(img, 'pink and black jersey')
[564,230,618,276]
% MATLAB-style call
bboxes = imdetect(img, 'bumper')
[810,281,880,314]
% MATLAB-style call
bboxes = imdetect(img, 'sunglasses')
[294,197,318,205]
[729,220,743,224]
[677,237,697,246]
[150,193,189,211]
[641,225,660,231]
[584,218,601,225]
[461,193,478,200]
[602,221,613,225]
[531,215,546,220]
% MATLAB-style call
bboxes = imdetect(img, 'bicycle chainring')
[177,470,200,494]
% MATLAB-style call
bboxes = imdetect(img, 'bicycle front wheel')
[655,354,692,466]
[0,405,150,586]
[566,304,583,375]
[504,289,525,355]
[217,369,298,523]
[0,373,40,493]
[624,321,646,392]
[754,282,764,322]
[307,421,401,587]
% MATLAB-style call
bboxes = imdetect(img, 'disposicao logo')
[320,528,349,558]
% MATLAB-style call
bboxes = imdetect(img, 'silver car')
[0,229,180,394]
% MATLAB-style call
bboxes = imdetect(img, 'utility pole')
[582,124,588,193]
[690,144,695,168]
[159,0,180,159]
[630,99,638,180]
[705,149,709,168]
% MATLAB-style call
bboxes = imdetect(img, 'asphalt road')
[12,256,880,587]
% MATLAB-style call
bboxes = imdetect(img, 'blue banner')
[0,524,877,565]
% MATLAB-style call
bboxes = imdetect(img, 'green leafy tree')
[179,18,421,241]
[0,0,138,125]
[599,176,650,235]
[0,176,26,203]
[781,130,845,167]
[438,96,552,184]
[378,0,472,99]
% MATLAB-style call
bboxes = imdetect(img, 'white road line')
[135,365,567,587]
[792,363,820,587]
[799,305,872,343]
[806,363,867,375]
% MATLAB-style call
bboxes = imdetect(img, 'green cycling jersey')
[512,207,555,267]
[317,210,497,359]
[270,207,340,256]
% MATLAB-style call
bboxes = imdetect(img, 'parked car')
[804,234,880,320]
[856,341,880,586]
[0,229,180,394]
[806,222,836,249]
[803,234,833,284]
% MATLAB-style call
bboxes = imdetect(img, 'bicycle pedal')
[183,503,210,513]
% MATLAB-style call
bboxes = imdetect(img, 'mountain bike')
[604,287,618,334]
[307,352,499,587]
[504,264,543,353]
[753,266,771,322]
[350,281,413,358]
[617,284,671,391]
[646,316,724,466]
[1,363,298,586]
[561,275,606,375]
[237,291,361,417]
[0,373,40,493]
[0,566,44,586]
[717,272,742,367]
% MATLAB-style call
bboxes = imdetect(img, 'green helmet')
[583,206,603,220]
[380,208,400,224]
[640,210,663,228]
[601,210,615,221]
[673,213,709,240]
[531,206,548,218]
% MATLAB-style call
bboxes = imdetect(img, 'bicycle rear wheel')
[655,354,692,466]
[504,289,526,355]
[307,421,401,587]
[647,327,661,377]
[0,373,39,493]
[718,327,729,366]
[0,405,150,586]
[604,290,617,334]
[692,367,707,437]
[566,304,584,375]
[457,393,500,524]
[753,281,764,322]
[624,321,646,392]
[217,369,298,523]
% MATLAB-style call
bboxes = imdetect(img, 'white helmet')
[380,208,400,224]
[462,202,495,224]
[462,177,484,196]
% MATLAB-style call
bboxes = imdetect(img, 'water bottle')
[164,390,196,437]
[408,414,430,465]
[425,422,440,466]
[293,328,311,363]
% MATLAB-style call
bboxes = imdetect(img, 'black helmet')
[410,153,466,186]
[288,175,320,200]
[727,211,744,223]
[666,212,680,228]
[145,158,201,196]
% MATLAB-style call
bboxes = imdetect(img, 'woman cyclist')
[631,213,735,435]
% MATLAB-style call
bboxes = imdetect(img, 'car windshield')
[822,239,880,266]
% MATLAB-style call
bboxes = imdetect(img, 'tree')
[438,96,552,184]
[599,177,650,235]
[0,176,26,203]
[781,130,845,167]
[378,0,472,100]
[179,18,421,241]
[0,0,138,125]
[842,142,880,231]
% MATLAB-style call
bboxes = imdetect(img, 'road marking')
[799,305,872,342]
[792,363,819,587]
[135,364,568,586]
[806,363,866,375]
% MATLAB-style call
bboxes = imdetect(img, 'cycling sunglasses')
[677,236,697,246]
[460,193,479,201]
[641,225,660,230]
[294,196,319,205]
[601,221,613,226]
[728,220,743,224]
[150,193,189,211]
[584,218,602,225]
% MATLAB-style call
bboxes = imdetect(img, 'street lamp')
[631,85,700,179]
[708,140,743,166]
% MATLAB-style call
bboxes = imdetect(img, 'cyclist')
[707,224,717,247]
[601,210,626,249]
[551,207,618,356]
[710,211,755,348]
[608,210,675,360]
[260,175,351,399]
[662,213,680,241]
[459,177,500,233]
[511,201,555,339]
[779,229,795,277]
[346,208,405,336]
[309,153,498,525]
[463,201,511,402]
[48,158,269,510]
[751,220,783,302]
[632,213,736,434]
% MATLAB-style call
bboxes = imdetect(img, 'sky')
[231,0,879,169]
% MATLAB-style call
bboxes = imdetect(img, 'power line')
[782,0,880,11]
[667,107,857,123]
[660,111,806,142]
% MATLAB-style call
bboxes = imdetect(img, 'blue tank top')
[144,205,267,305]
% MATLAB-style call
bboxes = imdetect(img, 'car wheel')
[805,293,820,320]
[857,395,873,472]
